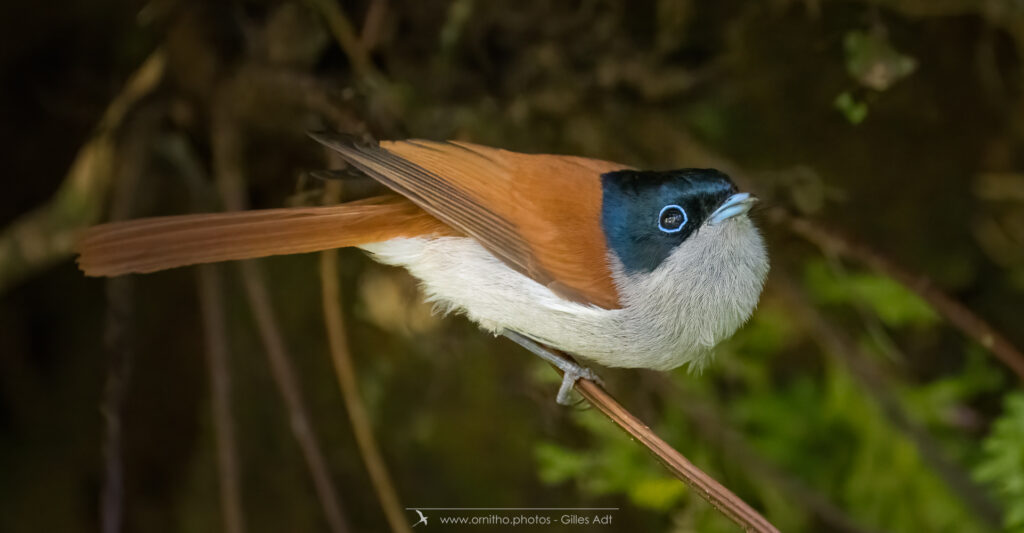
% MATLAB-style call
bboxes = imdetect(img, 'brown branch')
[196,265,247,533]
[305,0,379,79]
[221,66,365,131]
[774,209,1024,382]
[544,354,779,533]
[171,129,248,533]
[213,103,351,533]
[320,181,411,533]
[100,104,165,533]
[237,262,351,533]
[360,0,390,53]
[101,272,132,533]
[0,50,165,294]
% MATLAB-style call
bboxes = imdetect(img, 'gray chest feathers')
[359,215,768,371]
[603,216,769,370]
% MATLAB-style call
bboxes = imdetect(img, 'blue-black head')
[601,168,752,273]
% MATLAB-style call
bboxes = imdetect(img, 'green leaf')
[844,29,917,91]
[834,91,868,124]
[974,392,1024,532]
[628,477,686,511]
[534,442,587,484]
[533,409,694,512]
[804,259,938,327]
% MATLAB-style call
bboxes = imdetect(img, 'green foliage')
[804,259,938,328]
[902,346,1005,448]
[535,409,687,512]
[823,368,985,532]
[722,355,987,532]
[835,29,916,124]
[440,0,476,53]
[974,392,1024,532]
[834,91,869,124]
[684,101,731,143]
[843,29,917,91]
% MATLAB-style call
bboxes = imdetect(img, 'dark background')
[1,1,1023,532]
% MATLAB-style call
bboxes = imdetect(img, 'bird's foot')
[501,330,603,405]
[554,363,601,405]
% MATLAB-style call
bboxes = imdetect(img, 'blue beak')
[708,193,757,225]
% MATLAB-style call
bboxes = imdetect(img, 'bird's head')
[598,168,768,368]
[600,168,761,274]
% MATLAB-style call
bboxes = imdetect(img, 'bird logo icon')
[411,509,428,528]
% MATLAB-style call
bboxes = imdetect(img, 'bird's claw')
[500,330,603,406]
[555,364,602,405]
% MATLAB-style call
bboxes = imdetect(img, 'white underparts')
[359,216,769,370]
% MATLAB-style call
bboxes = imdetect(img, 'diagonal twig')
[320,180,411,533]
[196,265,247,533]
[774,211,1024,382]
[163,130,249,533]
[100,104,166,533]
[237,262,351,533]
[0,50,165,294]
[536,348,780,533]
[213,101,351,533]
[304,0,379,79]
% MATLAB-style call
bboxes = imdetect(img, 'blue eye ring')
[658,204,688,233]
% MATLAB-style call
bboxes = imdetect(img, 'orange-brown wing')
[311,133,631,309]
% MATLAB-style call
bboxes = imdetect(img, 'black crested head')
[601,168,738,273]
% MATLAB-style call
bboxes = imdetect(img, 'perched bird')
[77,133,769,403]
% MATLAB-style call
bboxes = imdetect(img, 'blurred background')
[2,0,1024,532]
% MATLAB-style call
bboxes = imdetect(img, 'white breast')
[358,216,768,371]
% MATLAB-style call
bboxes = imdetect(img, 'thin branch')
[305,0,379,79]
[238,262,351,533]
[99,104,165,533]
[320,179,409,533]
[101,276,132,533]
[196,265,247,533]
[541,350,779,533]
[155,129,248,533]
[320,237,411,533]
[213,102,350,533]
[156,128,250,533]
[774,210,1024,382]
[360,0,390,53]
[222,65,365,131]
[0,50,165,294]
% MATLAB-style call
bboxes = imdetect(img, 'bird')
[76,133,769,404]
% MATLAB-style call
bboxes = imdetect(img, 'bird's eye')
[658,205,687,233]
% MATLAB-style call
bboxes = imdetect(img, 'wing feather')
[311,133,630,308]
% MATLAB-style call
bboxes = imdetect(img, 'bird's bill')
[708,192,758,225]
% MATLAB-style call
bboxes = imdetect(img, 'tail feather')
[76,196,454,277]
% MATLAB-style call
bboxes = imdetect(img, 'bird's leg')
[501,330,603,405]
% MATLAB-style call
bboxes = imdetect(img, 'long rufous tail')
[76,196,453,277]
